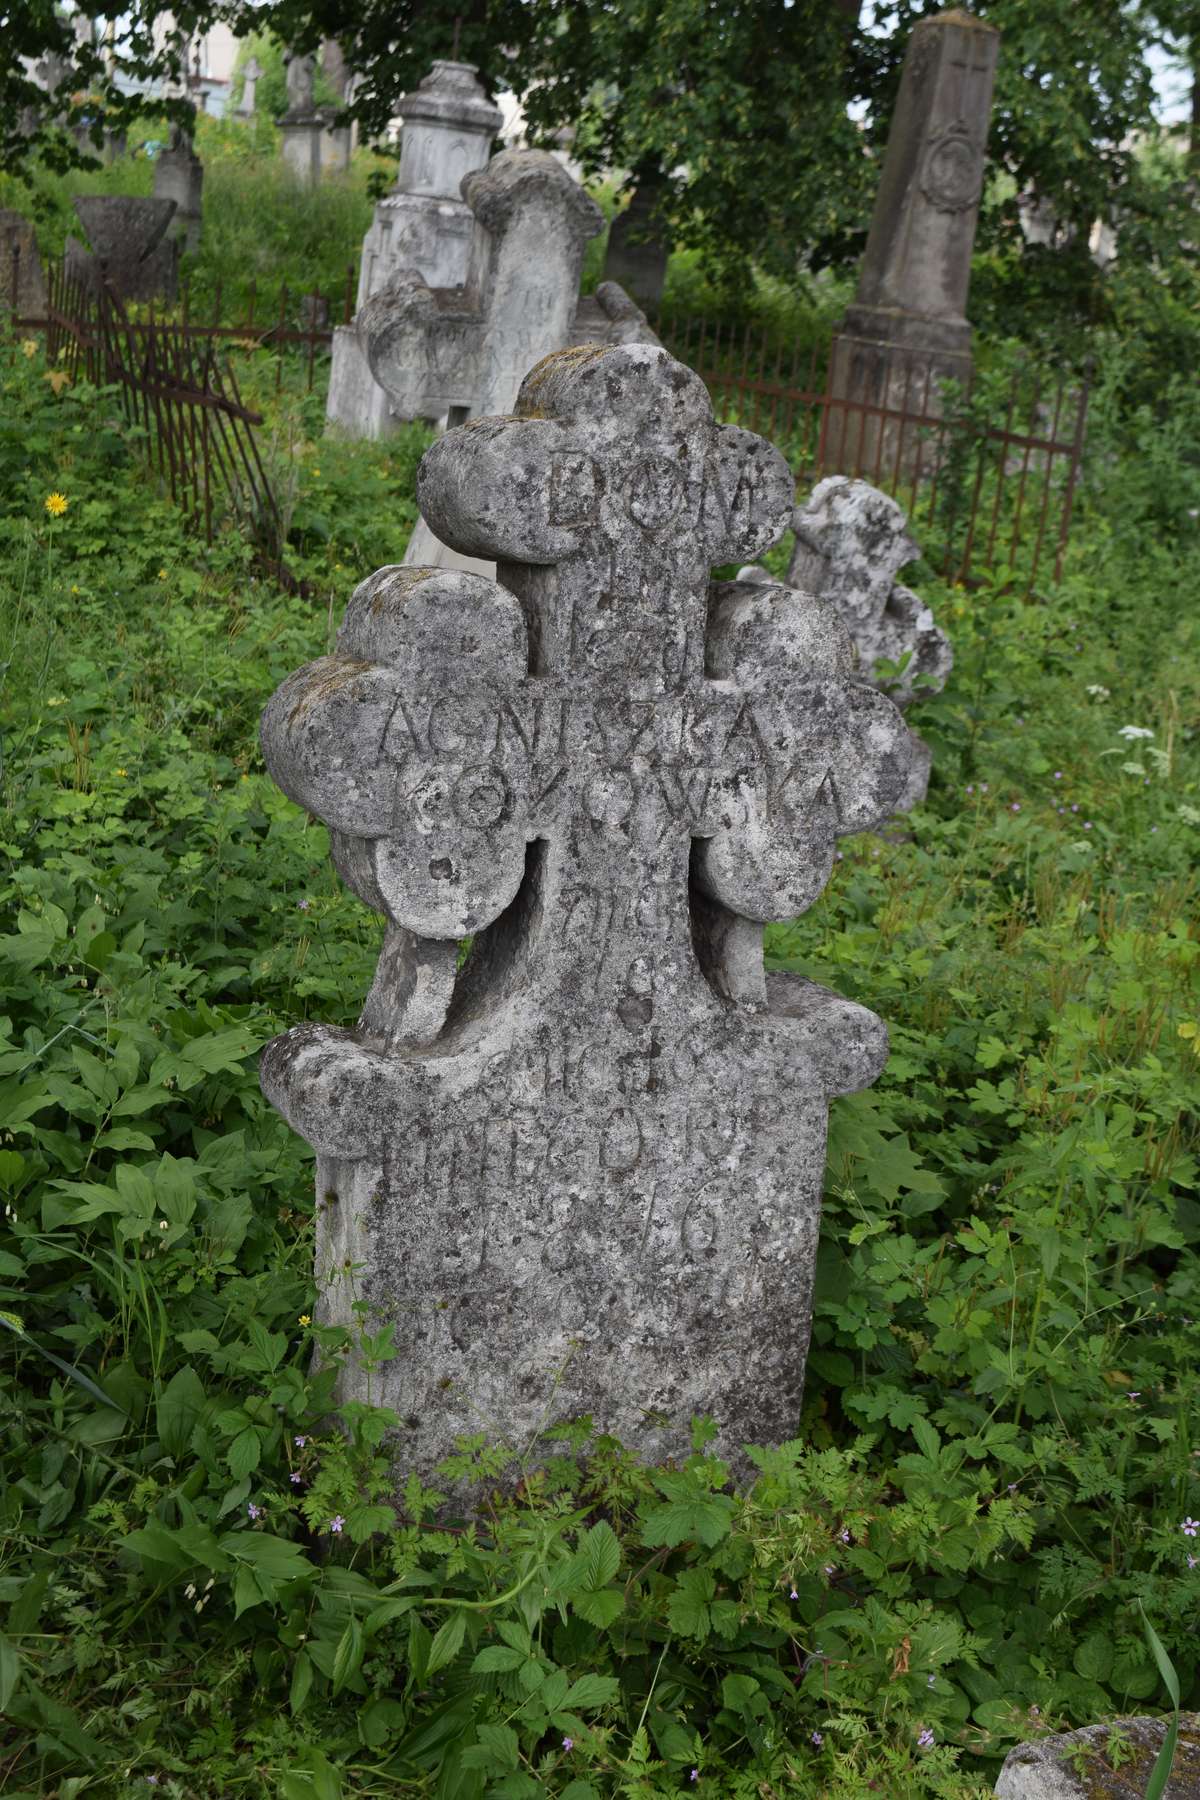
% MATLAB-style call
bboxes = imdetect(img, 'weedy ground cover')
[0,320,1196,1800]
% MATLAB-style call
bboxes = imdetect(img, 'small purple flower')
[561,1737,574,1752]
[1083,821,1092,830]
[927,1673,936,1687]
[823,1564,836,1576]
[297,897,311,912]
[839,1528,851,1543]
[290,1471,303,1484]
[917,1727,935,1749]
[1126,1391,1140,1400]
[1151,826,1158,833]
[1182,1518,1199,1537]
[247,1501,262,1520]
[1011,803,1021,813]
[1071,803,1079,812]
[1015,717,1025,726]
[1054,771,1062,780]
[1008,1483,1017,1492]
[294,1435,308,1447]
[690,1773,699,1785]
[329,1514,346,1534]
[789,1587,799,1600]
[966,784,974,795]
[1188,1555,1198,1569]
[1030,1706,1040,1718]
[811,1730,823,1747]
[1057,806,1065,814]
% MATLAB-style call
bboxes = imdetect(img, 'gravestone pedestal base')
[822,304,971,478]
[279,115,326,186]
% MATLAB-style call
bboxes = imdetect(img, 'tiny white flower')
[1178,804,1200,826]
[1085,684,1111,699]
[1117,725,1154,740]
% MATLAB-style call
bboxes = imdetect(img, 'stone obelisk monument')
[822,8,1000,473]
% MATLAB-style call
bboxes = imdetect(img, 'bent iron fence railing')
[655,312,1091,592]
[8,255,1090,594]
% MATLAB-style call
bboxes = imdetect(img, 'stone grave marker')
[0,209,48,317]
[260,341,917,1482]
[153,127,204,253]
[357,149,659,573]
[603,182,670,311]
[325,60,504,441]
[824,8,1000,474]
[237,55,263,116]
[278,54,325,187]
[742,476,951,809]
[65,195,179,303]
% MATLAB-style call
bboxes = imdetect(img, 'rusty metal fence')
[657,313,1091,591]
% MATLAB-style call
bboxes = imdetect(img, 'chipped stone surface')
[260,342,916,1483]
[742,476,950,809]
[994,1714,1200,1798]
[65,196,178,303]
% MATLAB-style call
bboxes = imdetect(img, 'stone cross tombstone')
[737,476,951,810]
[791,478,950,808]
[823,8,1000,474]
[0,209,48,318]
[279,54,324,187]
[260,342,916,1482]
[237,55,262,116]
[153,127,204,253]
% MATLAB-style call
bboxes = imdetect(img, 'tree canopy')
[0,0,1191,299]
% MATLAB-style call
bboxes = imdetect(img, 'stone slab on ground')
[995,1714,1200,1798]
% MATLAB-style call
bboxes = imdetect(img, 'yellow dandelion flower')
[158,569,167,579]
[298,1314,311,1326]
[115,767,128,777]
[20,339,37,359]
[44,492,68,517]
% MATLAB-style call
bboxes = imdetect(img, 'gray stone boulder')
[995,1715,1200,1798]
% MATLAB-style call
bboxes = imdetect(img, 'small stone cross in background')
[261,343,916,1480]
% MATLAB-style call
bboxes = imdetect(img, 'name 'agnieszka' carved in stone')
[260,343,917,1479]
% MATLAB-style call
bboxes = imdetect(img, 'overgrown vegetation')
[1,182,1199,1796]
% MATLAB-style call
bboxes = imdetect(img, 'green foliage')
[0,291,1198,1798]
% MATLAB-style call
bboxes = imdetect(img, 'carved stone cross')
[260,343,915,1476]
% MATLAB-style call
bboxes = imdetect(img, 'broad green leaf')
[227,1425,261,1479]
[289,1649,313,1715]
[561,1673,620,1710]
[0,1634,20,1710]
[471,1645,526,1673]
[331,1617,363,1695]
[583,1520,620,1590]
[156,1364,206,1457]
[425,1607,467,1676]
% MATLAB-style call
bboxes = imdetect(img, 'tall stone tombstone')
[237,55,262,117]
[278,53,325,187]
[822,8,999,474]
[153,127,204,253]
[319,38,352,173]
[325,60,503,441]
[0,210,48,318]
[260,341,916,1485]
[603,183,670,312]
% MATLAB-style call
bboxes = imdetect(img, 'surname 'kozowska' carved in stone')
[259,342,918,1483]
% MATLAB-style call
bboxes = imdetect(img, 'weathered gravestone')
[237,55,263,117]
[741,477,951,810]
[153,127,204,253]
[603,181,670,312]
[357,150,659,573]
[259,342,917,1481]
[278,54,325,187]
[325,60,504,441]
[994,1714,1200,1798]
[65,195,179,303]
[0,209,48,317]
[824,8,1000,475]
